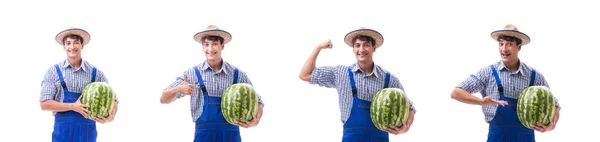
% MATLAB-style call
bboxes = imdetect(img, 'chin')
[206,56,219,60]
[67,54,79,58]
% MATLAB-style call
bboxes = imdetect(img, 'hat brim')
[344,29,384,48]
[55,28,91,46]
[491,30,530,45]
[193,30,232,44]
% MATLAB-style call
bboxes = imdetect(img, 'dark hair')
[351,35,377,47]
[497,35,522,45]
[62,34,84,45]
[200,35,224,44]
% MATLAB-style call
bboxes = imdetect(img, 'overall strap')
[347,67,358,96]
[54,64,68,92]
[91,66,97,82]
[233,68,239,84]
[384,72,391,88]
[529,68,536,86]
[193,67,208,95]
[490,65,504,94]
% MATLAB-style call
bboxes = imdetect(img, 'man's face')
[353,39,376,63]
[202,39,224,61]
[63,37,84,59]
[498,39,521,63]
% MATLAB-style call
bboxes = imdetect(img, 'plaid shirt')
[309,63,416,123]
[165,60,264,122]
[457,60,561,122]
[40,59,119,115]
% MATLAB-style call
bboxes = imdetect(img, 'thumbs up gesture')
[177,74,195,96]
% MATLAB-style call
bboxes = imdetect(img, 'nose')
[206,45,215,52]
[358,45,366,52]
[499,45,507,52]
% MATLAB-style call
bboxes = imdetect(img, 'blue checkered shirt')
[40,59,119,115]
[457,60,561,122]
[165,60,264,122]
[309,63,416,124]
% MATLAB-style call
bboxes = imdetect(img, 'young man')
[299,27,416,141]
[450,24,561,142]
[40,28,119,142]
[160,25,264,142]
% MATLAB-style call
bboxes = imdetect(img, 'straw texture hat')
[491,24,530,45]
[55,28,91,45]
[344,27,384,48]
[193,25,232,44]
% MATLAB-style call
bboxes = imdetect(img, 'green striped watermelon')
[221,83,259,125]
[81,82,115,120]
[370,88,410,131]
[517,86,556,129]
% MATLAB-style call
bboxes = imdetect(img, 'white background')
[0,0,598,141]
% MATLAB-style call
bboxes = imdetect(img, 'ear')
[518,45,521,51]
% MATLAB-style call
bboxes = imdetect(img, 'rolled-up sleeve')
[309,66,339,88]
[389,75,416,113]
[457,67,489,95]
[40,66,58,102]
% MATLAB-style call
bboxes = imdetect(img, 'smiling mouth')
[501,53,510,57]
[357,53,368,57]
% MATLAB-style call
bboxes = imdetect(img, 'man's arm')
[389,75,416,113]
[237,70,264,106]
[236,70,264,128]
[388,75,416,131]
[299,40,332,82]
[39,66,72,112]
[96,69,119,117]
[535,72,561,123]
[161,70,191,104]
[451,67,489,105]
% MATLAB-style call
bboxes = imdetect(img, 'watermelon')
[517,86,556,129]
[370,88,410,131]
[81,82,115,120]
[221,83,259,125]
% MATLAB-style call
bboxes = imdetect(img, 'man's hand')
[93,102,117,124]
[236,115,260,128]
[532,116,557,132]
[236,104,263,128]
[316,39,333,50]
[385,120,410,135]
[480,96,508,106]
[93,113,113,124]
[72,96,90,118]
[178,75,195,96]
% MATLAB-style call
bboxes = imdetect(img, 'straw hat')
[193,25,232,44]
[55,28,91,45]
[344,27,384,48]
[490,24,530,45]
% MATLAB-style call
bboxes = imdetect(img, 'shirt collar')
[61,59,89,72]
[351,62,382,78]
[498,60,525,75]
[201,59,230,74]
